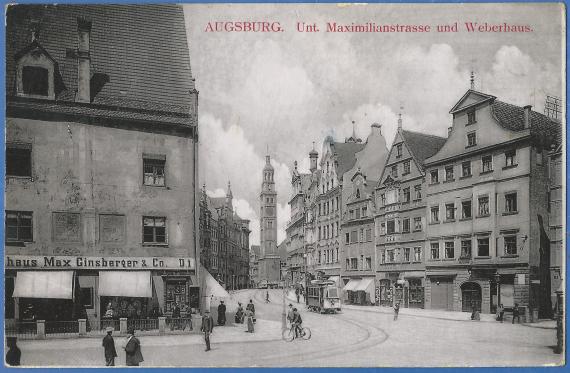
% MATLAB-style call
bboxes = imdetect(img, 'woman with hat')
[102,327,117,366]
[123,327,144,366]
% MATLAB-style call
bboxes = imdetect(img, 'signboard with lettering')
[5,255,195,271]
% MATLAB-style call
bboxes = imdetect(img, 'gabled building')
[423,89,560,317]
[375,118,446,308]
[5,5,199,324]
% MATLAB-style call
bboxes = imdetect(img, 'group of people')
[102,327,144,366]
[496,303,521,324]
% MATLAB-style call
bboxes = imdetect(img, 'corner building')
[423,90,560,317]
[5,5,199,327]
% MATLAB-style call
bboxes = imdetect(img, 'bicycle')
[282,324,311,342]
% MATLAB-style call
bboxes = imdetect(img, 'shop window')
[461,161,472,177]
[505,192,518,213]
[80,287,94,309]
[461,240,472,258]
[414,185,422,200]
[143,156,166,186]
[430,243,440,259]
[462,200,472,219]
[143,216,167,244]
[413,247,422,262]
[6,143,32,178]
[445,242,455,259]
[166,281,188,314]
[403,248,411,262]
[413,217,422,232]
[505,150,517,167]
[445,166,454,181]
[402,218,410,233]
[403,187,410,203]
[482,155,493,173]
[5,278,15,319]
[430,170,439,184]
[5,211,33,242]
[477,237,489,257]
[467,131,477,147]
[22,66,49,96]
[478,196,489,216]
[504,235,517,255]
[445,203,455,221]
[403,160,410,175]
[430,206,440,223]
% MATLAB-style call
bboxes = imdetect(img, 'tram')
[306,280,341,314]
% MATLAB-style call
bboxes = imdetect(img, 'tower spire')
[398,105,403,130]
[352,120,356,138]
[470,70,475,90]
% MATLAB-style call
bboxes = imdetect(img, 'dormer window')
[15,41,57,100]
[22,66,48,96]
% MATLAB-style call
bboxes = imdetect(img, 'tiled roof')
[401,130,447,166]
[332,142,366,177]
[6,4,194,118]
[491,101,562,146]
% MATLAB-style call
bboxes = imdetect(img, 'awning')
[404,271,425,278]
[99,271,152,297]
[204,268,230,298]
[152,276,165,311]
[354,278,375,292]
[13,271,74,299]
[343,279,361,291]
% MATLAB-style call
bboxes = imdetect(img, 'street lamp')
[494,271,501,314]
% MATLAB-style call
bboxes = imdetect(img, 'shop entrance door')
[461,282,482,312]
[430,278,453,310]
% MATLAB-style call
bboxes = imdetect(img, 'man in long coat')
[201,310,215,351]
[124,327,144,366]
[102,327,117,366]
[217,300,226,326]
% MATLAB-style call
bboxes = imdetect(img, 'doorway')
[461,282,482,312]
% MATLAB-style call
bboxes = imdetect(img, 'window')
[505,150,516,167]
[413,247,421,262]
[381,252,386,264]
[505,192,518,213]
[387,250,395,263]
[445,166,454,181]
[414,185,422,200]
[380,194,386,206]
[380,222,386,235]
[387,220,395,234]
[445,241,455,258]
[365,257,372,270]
[537,150,543,166]
[403,187,410,203]
[318,227,322,240]
[445,203,455,221]
[350,230,357,243]
[80,287,94,309]
[365,228,372,242]
[5,211,33,242]
[467,110,476,125]
[430,206,440,223]
[430,170,439,184]
[477,237,489,257]
[467,132,477,147]
[391,165,398,178]
[482,155,493,173]
[430,243,440,259]
[461,161,471,177]
[504,235,517,255]
[350,258,358,269]
[143,216,167,244]
[362,206,367,217]
[143,156,165,186]
[22,66,49,96]
[267,221,273,229]
[462,200,472,219]
[461,240,472,258]
[396,144,403,157]
[413,217,422,231]
[350,210,354,220]
[403,161,410,175]
[403,248,411,262]
[478,196,489,216]
[355,208,361,219]
[402,218,410,233]
[386,190,398,205]
[6,144,32,177]
[356,189,361,199]
[346,258,350,269]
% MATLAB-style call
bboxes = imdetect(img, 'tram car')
[306,280,341,314]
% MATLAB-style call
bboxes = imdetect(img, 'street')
[16,289,562,367]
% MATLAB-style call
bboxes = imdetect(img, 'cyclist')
[291,308,303,338]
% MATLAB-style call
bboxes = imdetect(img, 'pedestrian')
[201,309,214,351]
[102,327,117,366]
[295,288,300,303]
[171,302,181,330]
[393,302,400,321]
[244,308,255,333]
[287,303,294,326]
[235,303,244,324]
[470,301,480,321]
[246,299,256,323]
[512,303,520,324]
[217,300,226,326]
[266,290,270,303]
[5,337,21,366]
[496,304,505,323]
[123,327,143,366]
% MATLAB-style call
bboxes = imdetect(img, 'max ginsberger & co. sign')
[5,255,195,270]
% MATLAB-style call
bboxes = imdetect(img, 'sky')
[183,3,564,248]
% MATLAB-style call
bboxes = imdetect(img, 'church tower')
[260,155,277,257]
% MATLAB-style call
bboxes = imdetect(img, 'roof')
[491,101,562,146]
[6,5,194,119]
[401,130,447,165]
[332,142,366,177]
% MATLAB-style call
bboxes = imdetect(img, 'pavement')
[286,290,556,329]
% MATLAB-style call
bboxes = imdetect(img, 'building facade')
[548,144,563,304]
[249,245,260,288]
[5,5,199,326]
[423,90,560,317]
[375,125,446,308]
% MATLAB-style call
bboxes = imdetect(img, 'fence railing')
[45,321,79,337]
[5,321,37,340]
[166,317,193,332]
[127,318,159,332]
[95,319,121,334]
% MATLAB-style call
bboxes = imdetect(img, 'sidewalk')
[286,290,555,328]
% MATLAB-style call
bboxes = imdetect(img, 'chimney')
[76,17,92,103]
[523,105,532,128]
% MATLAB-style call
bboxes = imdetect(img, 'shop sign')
[5,255,195,270]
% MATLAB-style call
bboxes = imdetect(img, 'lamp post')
[494,271,501,313]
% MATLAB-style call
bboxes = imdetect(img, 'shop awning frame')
[354,278,375,292]
[343,279,361,291]
[99,271,152,298]
[13,271,74,299]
